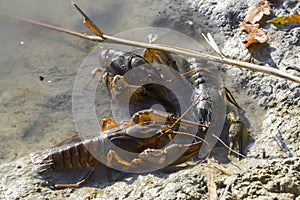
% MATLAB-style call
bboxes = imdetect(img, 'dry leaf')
[72,1,103,36]
[239,20,268,48]
[245,0,271,24]
[83,18,103,36]
[267,13,300,25]
[244,29,268,48]
[239,20,259,34]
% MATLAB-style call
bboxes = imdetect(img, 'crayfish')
[30,109,208,188]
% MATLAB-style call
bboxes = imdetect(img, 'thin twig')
[206,159,218,200]
[219,175,236,200]
[0,14,103,41]
[212,133,246,159]
[1,11,300,84]
[169,96,201,130]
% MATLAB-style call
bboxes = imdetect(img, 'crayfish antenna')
[222,86,245,112]
[84,68,103,89]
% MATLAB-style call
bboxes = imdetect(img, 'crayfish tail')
[30,150,54,173]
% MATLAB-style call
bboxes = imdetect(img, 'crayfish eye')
[169,114,176,121]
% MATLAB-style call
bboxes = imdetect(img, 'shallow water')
[0,0,174,163]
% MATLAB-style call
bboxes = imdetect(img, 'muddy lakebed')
[0,0,299,199]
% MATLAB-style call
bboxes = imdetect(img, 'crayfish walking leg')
[54,168,96,188]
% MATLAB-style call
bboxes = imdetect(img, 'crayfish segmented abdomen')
[181,58,213,137]
[30,123,170,173]
[30,137,104,173]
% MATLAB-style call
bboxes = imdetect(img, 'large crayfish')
[31,36,248,188]
[31,109,207,188]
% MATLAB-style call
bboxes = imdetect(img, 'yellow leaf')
[267,14,300,25]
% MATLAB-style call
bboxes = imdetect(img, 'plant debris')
[239,0,270,48]
[245,0,271,24]
[267,13,300,25]
[239,20,268,48]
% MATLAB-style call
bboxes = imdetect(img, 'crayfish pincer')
[30,109,206,188]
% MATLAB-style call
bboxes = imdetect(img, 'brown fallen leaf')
[244,30,268,47]
[72,1,103,37]
[239,20,268,48]
[267,13,300,25]
[239,20,260,33]
[245,0,271,24]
